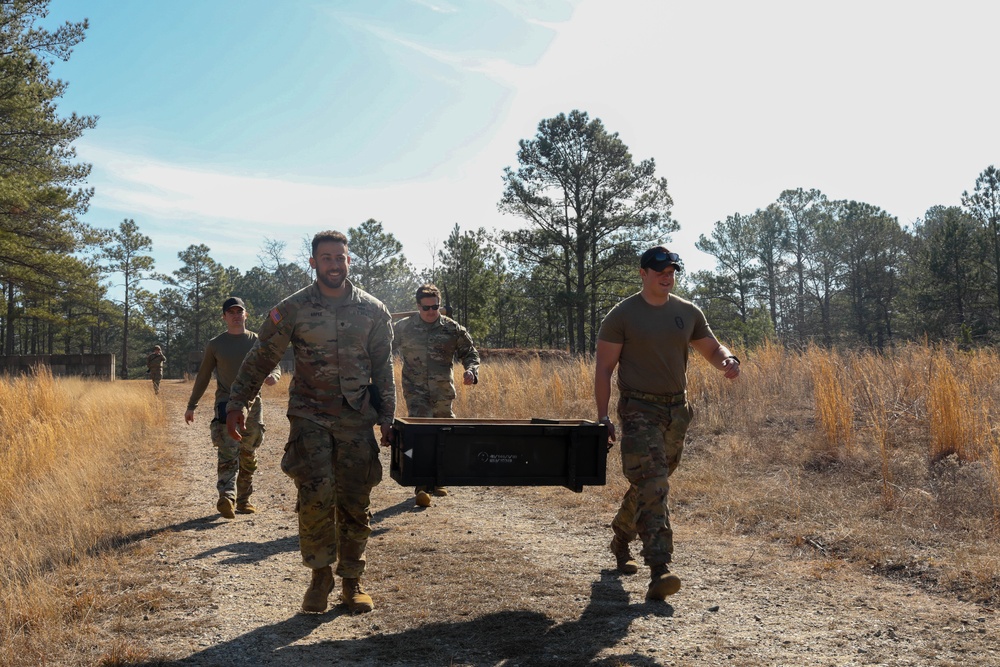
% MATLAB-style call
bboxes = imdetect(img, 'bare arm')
[690,336,741,379]
[594,339,622,420]
[595,339,623,445]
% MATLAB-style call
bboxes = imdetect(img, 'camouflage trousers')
[406,396,453,494]
[150,371,162,394]
[611,396,693,566]
[210,398,264,503]
[281,409,383,578]
[404,395,455,419]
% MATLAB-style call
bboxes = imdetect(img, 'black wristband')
[726,354,741,364]
[598,416,612,424]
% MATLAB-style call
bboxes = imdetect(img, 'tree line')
[3,2,999,381]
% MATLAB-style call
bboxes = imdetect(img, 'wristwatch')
[598,416,612,424]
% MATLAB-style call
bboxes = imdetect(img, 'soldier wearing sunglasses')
[393,283,480,507]
[595,245,741,602]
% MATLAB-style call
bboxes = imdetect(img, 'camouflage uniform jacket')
[393,313,479,402]
[227,280,396,429]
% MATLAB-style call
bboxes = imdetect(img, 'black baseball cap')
[640,245,683,272]
[222,297,246,312]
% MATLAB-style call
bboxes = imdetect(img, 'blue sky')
[46,0,1000,286]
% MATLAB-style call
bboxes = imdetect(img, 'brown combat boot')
[610,537,639,575]
[236,501,256,514]
[341,578,374,613]
[216,496,235,519]
[302,566,335,613]
[646,563,681,601]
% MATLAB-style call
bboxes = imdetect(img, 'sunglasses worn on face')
[421,304,440,311]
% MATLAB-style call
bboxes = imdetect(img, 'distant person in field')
[226,230,395,615]
[595,245,741,602]
[146,345,166,394]
[392,283,480,507]
[185,297,281,519]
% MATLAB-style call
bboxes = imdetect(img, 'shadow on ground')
[144,572,671,666]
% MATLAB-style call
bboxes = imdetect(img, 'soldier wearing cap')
[595,245,741,601]
[146,345,166,394]
[185,296,281,518]
[226,230,395,615]
[393,283,480,507]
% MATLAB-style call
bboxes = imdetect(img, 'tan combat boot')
[236,501,256,514]
[302,566,335,613]
[646,563,681,601]
[415,490,432,507]
[431,487,449,497]
[610,537,639,575]
[216,496,236,519]
[341,578,374,613]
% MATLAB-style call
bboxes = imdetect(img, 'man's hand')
[722,357,741,380]
[379,423,394,447]
[462,370,475,386]
[226,411,246,442]
[601,418,616,450]
[184,409,195,424]
[264,375,278,387]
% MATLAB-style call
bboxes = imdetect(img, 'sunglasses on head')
[648,250,681,264]
[421,304,440,311]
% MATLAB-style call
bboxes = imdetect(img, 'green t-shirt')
[597,292,712,396]
[187,330,279,411]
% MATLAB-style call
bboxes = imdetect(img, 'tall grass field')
[0,368,166,666]
[2,342,999,665]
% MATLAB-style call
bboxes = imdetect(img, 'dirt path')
[138,380,1000,666]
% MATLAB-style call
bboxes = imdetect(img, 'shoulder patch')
[270,307,283,324]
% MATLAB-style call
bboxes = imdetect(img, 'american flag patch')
[269,308,283,324]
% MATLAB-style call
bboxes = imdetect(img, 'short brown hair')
[415,283,441,303]
[311,230,348,256]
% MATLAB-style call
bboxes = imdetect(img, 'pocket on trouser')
[281,421,315,482]
[241,423,264,451]
[210,421,226,448]
[246,398,265,427]
[661,402,693,476]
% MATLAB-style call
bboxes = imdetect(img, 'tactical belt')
[619,388,687,406]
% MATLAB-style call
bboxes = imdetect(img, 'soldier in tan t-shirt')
[595,245,741,602]
[185,296,280,519]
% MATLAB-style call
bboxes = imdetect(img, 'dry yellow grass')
[442,344,1000,605]
[684,342,1000,604]
[0,368,167,667]
[5,342,1000,665]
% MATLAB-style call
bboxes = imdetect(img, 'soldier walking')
[393,283,480,507]
[146,345,166,394]
[227,230,395,615]
[595,246,741,601]
[185,296,280,519]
